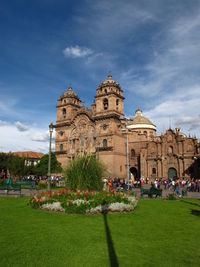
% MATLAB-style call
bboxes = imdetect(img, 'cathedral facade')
[55,75,200,180]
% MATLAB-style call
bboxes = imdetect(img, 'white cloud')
[31,132,49,142]
[63,45,93,58]
[31,131,55,142]
[143,85,200,137]
[15,121,29,132]
[118,8,200,139]
[0,123,55,153]
[0,120,8,126]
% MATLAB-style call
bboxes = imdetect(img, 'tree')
[0,153,26,178]
[34,153,62,176]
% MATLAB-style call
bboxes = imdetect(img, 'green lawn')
[0,197,199,267]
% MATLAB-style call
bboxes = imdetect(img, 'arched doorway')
[168,168,177,180]
[130,167,138,180]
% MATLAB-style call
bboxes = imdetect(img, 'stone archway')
[130,167,138,180]
[168,167,177,180]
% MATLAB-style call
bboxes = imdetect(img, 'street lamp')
[47,122,54,191]
[121,119,130,190]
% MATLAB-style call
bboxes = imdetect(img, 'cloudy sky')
[0,0,200,152]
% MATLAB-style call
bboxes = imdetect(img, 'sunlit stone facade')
[55,75,200,180]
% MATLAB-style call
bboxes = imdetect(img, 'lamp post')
[47,122,54,191]
[121,119,130,190]
[126,127,130,190]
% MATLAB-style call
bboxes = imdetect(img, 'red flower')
[67,202,69,207]
[106,193,110,197]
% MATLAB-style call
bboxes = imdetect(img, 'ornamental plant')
[64,155,106,191]
[29,190,137,214]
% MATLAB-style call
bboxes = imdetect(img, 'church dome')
[63,86,80,100]
[128,109,156,130]
[101,74,122,89]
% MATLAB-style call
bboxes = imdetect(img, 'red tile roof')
[12,151,44,159]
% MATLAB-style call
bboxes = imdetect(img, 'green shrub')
[64,155,106,191]
[168,193,176,200]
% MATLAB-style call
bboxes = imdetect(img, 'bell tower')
[56,86,82,123]
[95,74,124,117]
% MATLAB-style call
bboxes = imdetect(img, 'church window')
[103,139,107,148]
[131,149,135,158]
[60,144,63,152]
[103,98,108,110]
[63,108,66,118]
[152,168,156,174]
[116,99,119,106]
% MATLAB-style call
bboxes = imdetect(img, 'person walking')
[6,176,12,189]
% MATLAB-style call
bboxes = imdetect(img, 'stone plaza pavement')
[0,187,200,199]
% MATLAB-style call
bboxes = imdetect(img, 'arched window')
[62,108,66,118]
[60,144,63,152]
[152,168,156,174]
[103,139,107,148]
[116,99,119,106]
[131,149,135,158]
[103,98,108,110]
[144,131,147,135]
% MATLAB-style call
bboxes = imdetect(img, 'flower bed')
[29,190,137,214]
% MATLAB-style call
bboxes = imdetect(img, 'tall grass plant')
[64,155,106,191]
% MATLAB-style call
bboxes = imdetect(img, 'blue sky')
[0,0,200,152]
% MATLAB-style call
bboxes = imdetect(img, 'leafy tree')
[64,155,106,191]
[0,153,26,178]
[34,153,62,175]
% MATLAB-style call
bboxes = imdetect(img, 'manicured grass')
[0,197,199,267]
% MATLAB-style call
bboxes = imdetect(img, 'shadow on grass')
[180,199,200,207]
[103,211,119,267]
[191,209,200,217]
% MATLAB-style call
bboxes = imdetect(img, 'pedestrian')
[6,176,12,188]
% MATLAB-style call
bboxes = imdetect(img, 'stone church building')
[55,75,200,180]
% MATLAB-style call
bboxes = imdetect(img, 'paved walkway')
[0,187,200,199]
[132,187,200,199]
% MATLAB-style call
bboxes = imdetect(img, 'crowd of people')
[103,176,200,193]
[0,174,64,188]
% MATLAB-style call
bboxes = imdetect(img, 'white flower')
[41,202,65,212]
[72,199,90,206]
[87,202,136,214]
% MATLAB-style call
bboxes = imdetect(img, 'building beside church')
[55,75,200,180]
[12,151,44,166]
